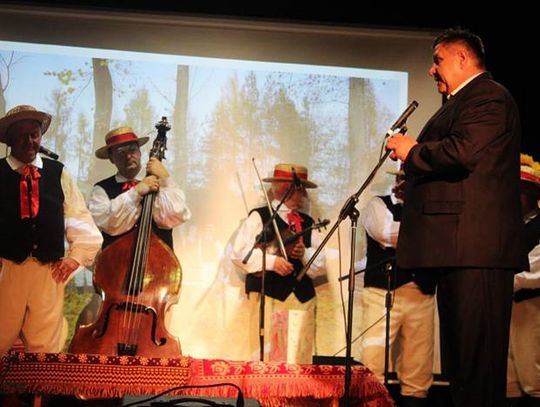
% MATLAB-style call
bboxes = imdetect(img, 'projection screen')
[0,4,442,363]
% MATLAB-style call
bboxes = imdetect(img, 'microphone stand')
[383,262,394,388]
[302,149,393,406]
[242,181,297,361]
[300,100,417,404]
[339,258,396,388]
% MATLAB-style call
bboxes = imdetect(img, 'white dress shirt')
[514,212,540,291]
[360,193,401,249]
[88,173,191,237]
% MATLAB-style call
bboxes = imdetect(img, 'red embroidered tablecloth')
[0,352,394,407]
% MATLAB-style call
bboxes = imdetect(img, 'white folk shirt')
[514,212,540,291]
[360,193,401,249]
[88,173,191,237]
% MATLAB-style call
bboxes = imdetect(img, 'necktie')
[20,165,41,219]
[287,211,304,244]
[121,180,139,192]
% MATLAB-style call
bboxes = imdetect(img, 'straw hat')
[520,154,540,188]
[95,127,149,159]
[263,163,317,188]
[0,105,51,144]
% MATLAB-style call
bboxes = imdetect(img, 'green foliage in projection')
[63,279,93,350]
[122,88,156,137]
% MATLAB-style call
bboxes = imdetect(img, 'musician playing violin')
[231,163,326,364]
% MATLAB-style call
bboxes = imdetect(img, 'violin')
[247,218,329,302]
[262,218,330,259]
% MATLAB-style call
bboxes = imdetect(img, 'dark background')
[3,1,535,158]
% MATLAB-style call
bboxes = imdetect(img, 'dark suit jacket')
[397,72,528,270]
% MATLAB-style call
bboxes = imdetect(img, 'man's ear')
[457,47,468,69]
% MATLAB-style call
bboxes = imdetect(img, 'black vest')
[95,176,173,249]
[244,206,316,303]
[0,158,65,263]
[514,214,540,302]
[364,195,437,295]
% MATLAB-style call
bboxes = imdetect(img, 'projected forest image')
[0,41,407,359]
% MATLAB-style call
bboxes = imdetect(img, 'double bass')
[70,117,182,357]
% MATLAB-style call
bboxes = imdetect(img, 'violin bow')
[252,158,288,260]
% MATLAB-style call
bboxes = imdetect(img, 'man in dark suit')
[386,28,528,407]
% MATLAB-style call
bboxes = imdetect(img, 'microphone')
[291,167,303,190]
[386,100,419,137]
[38,145,59,160]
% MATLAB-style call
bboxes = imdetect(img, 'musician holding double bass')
[69,125,191,357]
[230,163,327,364]
[89,126,191,250]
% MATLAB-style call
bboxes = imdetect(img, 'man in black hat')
[0,105,102,354]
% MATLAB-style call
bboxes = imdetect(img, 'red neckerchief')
[20,165,40,219]
[287,211,304,244]
[121,180,139,192]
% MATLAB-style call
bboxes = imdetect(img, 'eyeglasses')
[111,143,140,155]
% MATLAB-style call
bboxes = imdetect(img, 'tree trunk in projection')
[172,65,189,187]
[0,74,6,116]
[348,77,369,190]
[0,87,5,116]
[90,58,113,182]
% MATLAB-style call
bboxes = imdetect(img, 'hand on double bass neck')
[135,175,160,195]
[146,157,169,179]
[134,157,169,196]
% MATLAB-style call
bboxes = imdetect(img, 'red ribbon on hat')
[521,171,540,186]
[20,165,40,219]
[121,180,139,192]
[287,211,304,244]
[274,169,308,181]
[106,132,138,146]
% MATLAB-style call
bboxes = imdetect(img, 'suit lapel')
[416,72,492,143]
[416,97,456,142]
